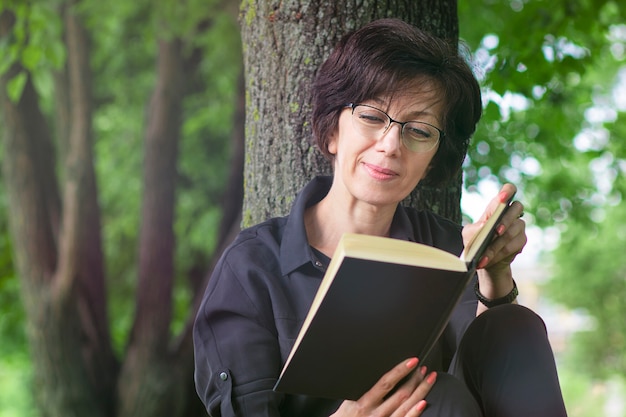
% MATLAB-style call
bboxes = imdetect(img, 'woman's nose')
[376,122,403,154]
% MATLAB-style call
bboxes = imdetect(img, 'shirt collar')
[279,176,416,275]
[280,176,332,275]
[388,205,416,242]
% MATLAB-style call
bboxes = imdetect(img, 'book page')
[341,234,466,272]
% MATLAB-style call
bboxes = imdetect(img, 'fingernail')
[498,191,509,203]
[406,357,419,369]
[478,256,489,269]
[415,400,427,412]
[497,224,505,235]
[420,366,428,376]
[426,371,437,385]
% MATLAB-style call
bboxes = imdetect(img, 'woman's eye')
[359,113,386,125]
[405,123,436,140]
[407,127,430,138]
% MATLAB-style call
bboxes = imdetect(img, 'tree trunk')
[115,35,188,417]
[1,5,116,416]
[240,0,462,225]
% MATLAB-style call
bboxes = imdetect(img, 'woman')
[194,19,568,417]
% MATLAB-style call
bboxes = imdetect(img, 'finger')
[407,400,428,417]
[461,222,483,248]
[499,183,517,202]
[389,371,437,417]
[462,186,520,248]
[380,365,427,416]
[360,357,420,406]
[409,372,437,407]
[494,201,525,236]
[476,183,517,224]
[480,219,527,267]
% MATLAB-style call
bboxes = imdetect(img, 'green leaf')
[20,44,42,71]
[6,70,26,102]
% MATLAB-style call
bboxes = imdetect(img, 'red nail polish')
[497,224,505,235]
[478,256,489,269]
[420,366,427,376]
[415,400,427,412]
[426,372,437,385]
[406,358,419,369]
[498,191,509,203]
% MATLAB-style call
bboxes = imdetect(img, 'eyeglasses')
[347,103,443,153]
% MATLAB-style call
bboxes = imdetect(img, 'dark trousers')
[423,304,568,417]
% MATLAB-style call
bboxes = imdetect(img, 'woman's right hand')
[330,357,436,417]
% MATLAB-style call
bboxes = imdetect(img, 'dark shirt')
[193,176,478,417]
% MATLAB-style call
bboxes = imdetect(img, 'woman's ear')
[327,132,338,155]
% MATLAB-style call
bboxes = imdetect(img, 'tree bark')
[241,0,462,225]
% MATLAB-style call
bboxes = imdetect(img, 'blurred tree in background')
[0,0,243,416]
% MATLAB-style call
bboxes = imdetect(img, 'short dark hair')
[311,18,482,186]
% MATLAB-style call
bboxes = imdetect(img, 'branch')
[0,10,60,287]
[52,4,95,304]
[131,38,184,349]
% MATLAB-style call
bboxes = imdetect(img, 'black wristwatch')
[474,279,519,308]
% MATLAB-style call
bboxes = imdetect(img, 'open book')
[273,197,513,400]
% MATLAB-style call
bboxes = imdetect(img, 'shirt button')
[314,260,323,267]
[219,372,228,381]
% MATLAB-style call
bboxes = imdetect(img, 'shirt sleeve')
[193,255,285,417]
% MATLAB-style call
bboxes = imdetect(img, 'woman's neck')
[304,191,397,258]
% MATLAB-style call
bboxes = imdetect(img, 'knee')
[473,303,547,341]
[423,373,482,417]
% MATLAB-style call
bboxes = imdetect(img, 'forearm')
[475,268,517,316]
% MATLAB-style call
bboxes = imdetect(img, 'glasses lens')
[351,104,441,153]
[352,106,389,134]
[402,122,440,153]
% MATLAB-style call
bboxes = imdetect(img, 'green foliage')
[545,195,626,377]
[0,133,34,417]
[460,0,626,386]
[0,1,65,101]
[0,178,25,359]
[460,0,624,226]
[0,354,36,417]
[557,367,624,417]
[171,11,242,334]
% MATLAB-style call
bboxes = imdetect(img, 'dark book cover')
[274,196,512,400]
[274,257,469,400]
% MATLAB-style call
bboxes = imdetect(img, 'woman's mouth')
[363,163,398,180]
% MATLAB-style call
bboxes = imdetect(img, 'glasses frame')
[346,103,444,153]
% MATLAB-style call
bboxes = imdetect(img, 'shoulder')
[229,217,288,255]
[204,217,286,294]
[214,216,287,277]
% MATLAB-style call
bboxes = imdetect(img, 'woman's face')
[328,87,443,208]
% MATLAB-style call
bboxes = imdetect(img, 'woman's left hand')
[462,183,526,303]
